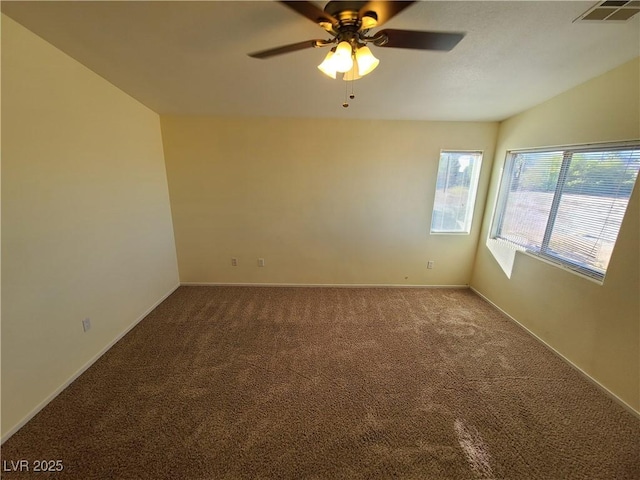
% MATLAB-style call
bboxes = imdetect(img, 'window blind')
[493,144,640,282]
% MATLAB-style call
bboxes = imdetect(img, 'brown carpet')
[1,286,639,479]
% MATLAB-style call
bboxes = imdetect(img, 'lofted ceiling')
[2,0,639,121]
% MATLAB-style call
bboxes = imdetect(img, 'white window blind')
[493,144,640,282]
[431,151,482,234]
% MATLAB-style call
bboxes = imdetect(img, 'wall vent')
[575,1,640,22]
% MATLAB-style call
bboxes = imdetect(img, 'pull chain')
[342,78,356,108]
[343,75,349,108]
[342,54,357,108]
[350,77,355,100]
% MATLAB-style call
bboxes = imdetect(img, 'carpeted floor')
[1,286,639,479]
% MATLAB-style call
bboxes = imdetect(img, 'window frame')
[490,140,640,283]
[430,150,483,235]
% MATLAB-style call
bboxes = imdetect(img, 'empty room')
[1,1,639,478]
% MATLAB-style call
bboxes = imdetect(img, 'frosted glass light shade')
[342,63,362,81]
[333,41,354,73]
[355,46,379,76]
[317,50,337,79]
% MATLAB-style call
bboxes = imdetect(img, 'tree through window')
[430,151,483,234]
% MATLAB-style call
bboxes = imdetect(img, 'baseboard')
[1,282,181,444]
[469,286,640,420]
[181,282,470,289]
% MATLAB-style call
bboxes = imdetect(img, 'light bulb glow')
[355,46,379,76]
[342,62,362,81]
[317,50,337,79]
[333,41,354,73]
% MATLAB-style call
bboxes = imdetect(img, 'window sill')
[519,249,604,285]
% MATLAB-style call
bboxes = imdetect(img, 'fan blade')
[280,1,339,31]
[376,29,465,51]
[358,1,416,27]
[248,40,324,59]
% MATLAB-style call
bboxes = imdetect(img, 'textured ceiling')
[2,1,639,121]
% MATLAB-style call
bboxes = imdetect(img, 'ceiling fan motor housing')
[324,1,371,27]
[322,1,384,49]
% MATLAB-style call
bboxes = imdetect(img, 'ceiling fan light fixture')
[333,40,354,72]
[248,1,467,104]
[342,62,362,81]
[355,45,379,76]
[318,49,338,78]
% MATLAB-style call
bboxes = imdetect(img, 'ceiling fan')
[248,1,465,86]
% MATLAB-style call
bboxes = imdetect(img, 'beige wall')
[471,58,640,412]
[161,116,498,286]
[1,15,179,439]
[3,7,637,443]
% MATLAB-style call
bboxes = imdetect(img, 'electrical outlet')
[258,258,265,267]
[427,260,434,269]
[231,257,238,267]
[82,317,91,332]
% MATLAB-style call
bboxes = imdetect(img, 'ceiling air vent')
[575,0,640,22]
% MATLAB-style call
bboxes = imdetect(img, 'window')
[492,142,640,282]
[431,151,482,234]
